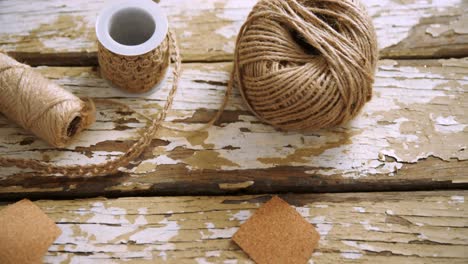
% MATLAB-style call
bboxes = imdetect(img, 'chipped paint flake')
[206,251,221,257]
[196,258,214,264]
[229,210,252,223]
[353,207,366,213]
[431,115,466,134]
[200,227,238,239]
[426,13,468,37]
[295,207,311,217]
[341,252,363,259]
[360,220,380,231]
[129,219,180,243]
[450,196,464,203]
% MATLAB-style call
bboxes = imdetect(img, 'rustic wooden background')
[0,0,467,263]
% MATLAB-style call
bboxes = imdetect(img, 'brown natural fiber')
[210,0,378,131]
[98,36,170,93]
[0,30,181,176]
[0,53,96,147]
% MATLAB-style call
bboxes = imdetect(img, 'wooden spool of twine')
[212,0,378,131]
[0,53,96,147]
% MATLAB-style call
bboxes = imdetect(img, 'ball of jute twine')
[207,0,378,131]
[0,30,181,177]
[0,53,96,147]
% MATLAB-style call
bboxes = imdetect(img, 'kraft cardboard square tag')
[233,196,320,264]
[0,199,62,264]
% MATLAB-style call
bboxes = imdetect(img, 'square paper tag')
[0,199,62,264]
[233,196,320,264]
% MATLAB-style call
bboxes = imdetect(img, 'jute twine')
[211,0,378,131]
[0,30,180,177]
[0,53,96,147]
[98,36,170,93]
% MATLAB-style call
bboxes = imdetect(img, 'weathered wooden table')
[0,0,467,263]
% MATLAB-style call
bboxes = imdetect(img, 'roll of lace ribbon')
[0,52,96,147]
[96,0,170,93]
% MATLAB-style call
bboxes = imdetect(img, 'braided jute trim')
[0,30,181,177]
[98,36,170,94]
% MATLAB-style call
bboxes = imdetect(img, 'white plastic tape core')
[96,0,168,56]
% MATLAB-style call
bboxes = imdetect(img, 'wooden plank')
[0,58,466,198]
[1,191,465,263]
[1,0,467,65]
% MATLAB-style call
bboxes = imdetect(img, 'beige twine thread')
[203,0,378,131]
[0,53,96,147]
[0,30,181,176]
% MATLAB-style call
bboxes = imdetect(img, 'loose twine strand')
[0,30,181,177]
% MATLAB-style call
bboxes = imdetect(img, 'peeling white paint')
[206,250,221,257]
[205,222,215,229]
[155,243,176,251]
[426,24,450,37]
[229,210,252,223]
[200,227,238,239]
[360,220,380,231]
[342,240,376,252]
[181,31,193,38]
[69,255,118,264]
[80,224,137,244]
[450,196,464,204]
[215,24,238,38]
[159,251,168,261]
[426,13,468,37]
[418,233,429,240]
[129,219,180,243]
[353,207,366,213]
[314,204,329,208]
[43,254,69,263]
[431,115,466,134]
[196,258,214,264]
[87,203,129,224]
[367,0,463,49]
[295,207,311,217]
[341,252,363,259]
[134,214,148,225]
[312,216,333,241]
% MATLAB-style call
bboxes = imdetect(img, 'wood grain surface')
[1,1,467,263]
[0,58,466,199]
[0,0,467,65]
[0,191,464,263]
